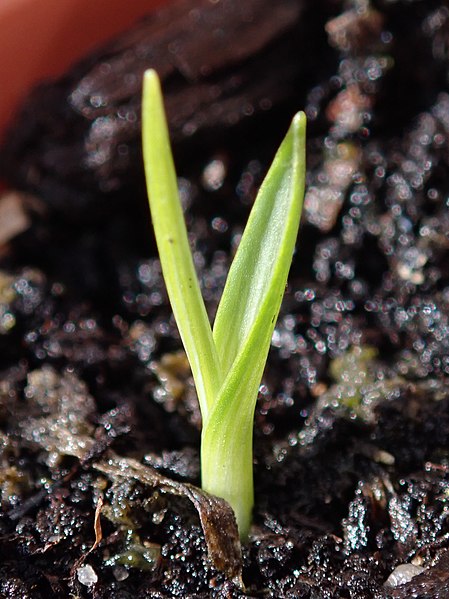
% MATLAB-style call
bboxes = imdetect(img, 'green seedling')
[142,69,306,540]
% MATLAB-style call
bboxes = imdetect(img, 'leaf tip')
[291,111,307,137]
[144,68,159,84]
[143,69,161,101]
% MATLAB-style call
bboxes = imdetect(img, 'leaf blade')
[203,113,306,537]
[142,69,222,418]
[213,112,306,376]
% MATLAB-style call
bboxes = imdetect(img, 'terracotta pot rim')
[0,0,169,142]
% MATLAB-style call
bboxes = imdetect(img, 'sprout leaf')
[203,113,306,538]
[142,70,222,420]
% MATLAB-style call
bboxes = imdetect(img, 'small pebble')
[77,564,98,587]
[384,563,425,588]
[113,565,129,581]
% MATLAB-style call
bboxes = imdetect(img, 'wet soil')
[1,0,449,597]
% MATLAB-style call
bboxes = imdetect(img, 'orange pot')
[0,0,168,141]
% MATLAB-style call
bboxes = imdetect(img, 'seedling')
[142,70,306,540]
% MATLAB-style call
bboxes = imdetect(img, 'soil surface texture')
[1,0,449,597]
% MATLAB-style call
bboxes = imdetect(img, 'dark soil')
[1,0,449,596]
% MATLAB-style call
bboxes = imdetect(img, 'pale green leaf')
[141,70,222,418]
[213,112,306,377]
[203,113,306,537]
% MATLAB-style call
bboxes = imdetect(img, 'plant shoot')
[142,69,306,539]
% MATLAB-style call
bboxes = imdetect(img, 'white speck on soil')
[77,564,98,587]
[384,563,425,588]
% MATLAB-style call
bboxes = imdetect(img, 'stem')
[201,415,254,540]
